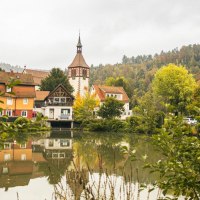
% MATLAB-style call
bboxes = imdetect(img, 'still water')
[0,131,172,200]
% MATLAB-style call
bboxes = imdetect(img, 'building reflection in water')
[0,131,75,191]
[0,140,33,190]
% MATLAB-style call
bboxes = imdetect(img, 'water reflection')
[0,131,164,199]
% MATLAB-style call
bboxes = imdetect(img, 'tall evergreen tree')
[40,68,73,93]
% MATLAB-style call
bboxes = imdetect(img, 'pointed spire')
[77,32,82,53]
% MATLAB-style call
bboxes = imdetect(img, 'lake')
[0,131,179,200]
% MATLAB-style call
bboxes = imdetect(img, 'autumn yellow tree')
[73,92,99,123]
[152,64,197,115]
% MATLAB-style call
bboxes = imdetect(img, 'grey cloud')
[0,0,200,69]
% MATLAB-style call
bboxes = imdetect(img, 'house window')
[6,110,12,116]
[4,143,11,149]
[21,154,26,161]
[48,139,54,147]
[52,153,59,158]
[23,98,28,104]
[60,139,70,147]
[61,109,70,115]
[60,98,66,103]
[52,153,65,158]
[59,153,65,158]
[2,167,8,174]
[21,110,27,117]
[7,97,13,105]
[6,86,11,93]
[20,143,26,148]
[4,154,11,161]
[54,97,59,103]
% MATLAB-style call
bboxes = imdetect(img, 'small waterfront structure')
[91,85,132,119]
[0,71,36,119]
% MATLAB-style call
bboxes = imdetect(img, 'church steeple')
[68,35,90,97]
[77,33,82,53]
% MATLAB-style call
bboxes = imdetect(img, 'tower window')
[83,69,87,79]
[71,69,76,79]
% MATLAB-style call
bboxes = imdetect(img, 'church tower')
[68,34,90,97]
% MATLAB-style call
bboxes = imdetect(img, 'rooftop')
[92,85,129,102]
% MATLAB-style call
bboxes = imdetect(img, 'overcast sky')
[0,0,200,70]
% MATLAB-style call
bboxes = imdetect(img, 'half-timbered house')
[43,84,74,121]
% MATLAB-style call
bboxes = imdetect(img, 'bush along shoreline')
[0,114,51,141]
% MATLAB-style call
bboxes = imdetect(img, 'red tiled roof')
[12,86,36,98]
[0,71,35,85]
[35,91,50,101]
[68,53,89,68]
[25,69,49,85]
[92,85,129,103]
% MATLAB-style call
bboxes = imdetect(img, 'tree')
[122,55,129,64]
[105,76,132,98]
[73,92,99,123]
[132,91,165,134]
[40,68,73,93]
[97,97,124,119]
[152,64,197,115]
[186,85,200,116]
[146,117,200,199]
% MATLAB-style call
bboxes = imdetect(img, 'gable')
[45,84,74,106]
[47,85,73,99]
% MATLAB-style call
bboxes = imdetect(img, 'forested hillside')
[90,44,200,107]
[0,62,23,72]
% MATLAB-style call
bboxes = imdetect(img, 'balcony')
[59,114,72,120]
[45,102,73,107]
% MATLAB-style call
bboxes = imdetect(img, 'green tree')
[97,97,124,119]
[152,64,197,115]
[40,68,73,93]
[105,76,132,98]
[186,85,200,116]
[146,117,200,199]
[131,90,165,134]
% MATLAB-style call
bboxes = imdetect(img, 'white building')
[67,35,90,97]
[91,85,132,119]
[34,84,74,121]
